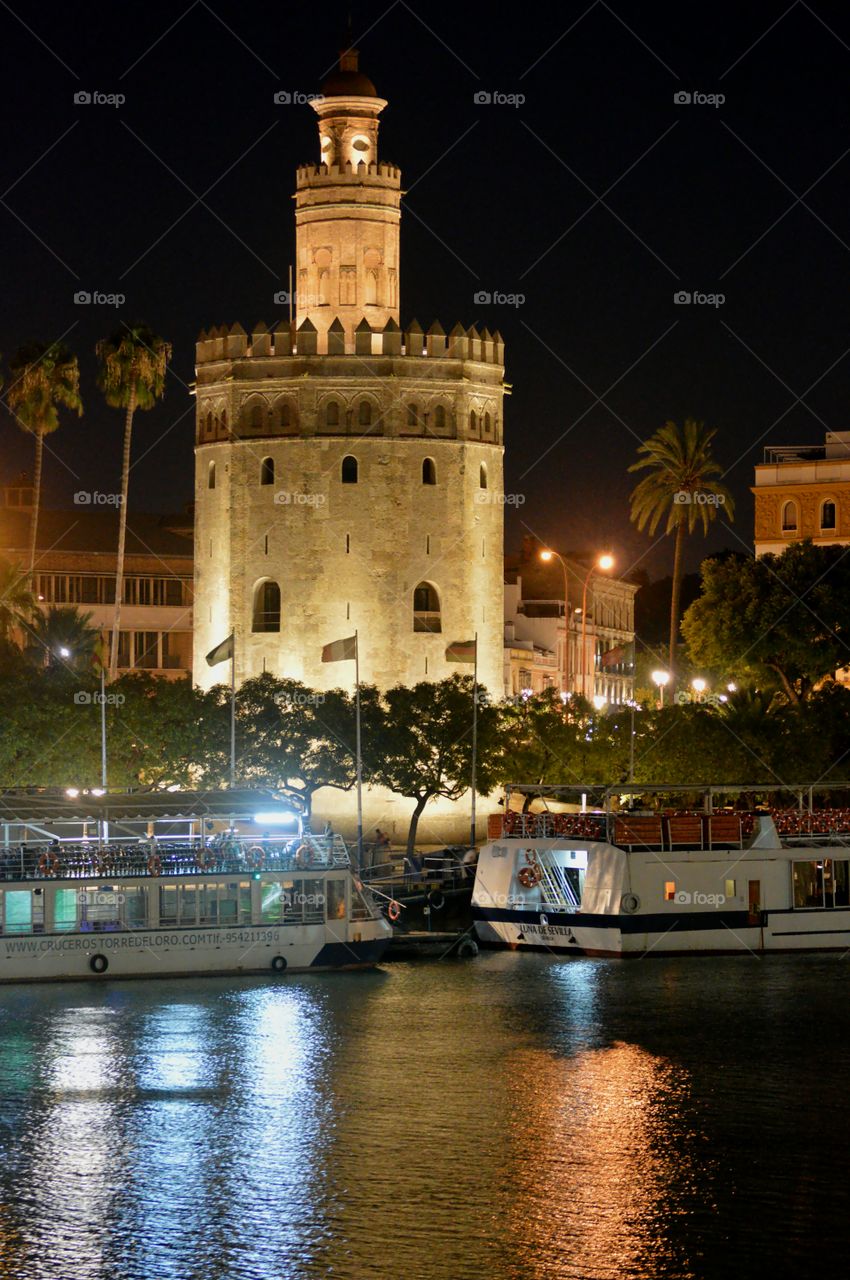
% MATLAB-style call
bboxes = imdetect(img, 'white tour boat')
[473,783,850,957]
[0,790,391,982]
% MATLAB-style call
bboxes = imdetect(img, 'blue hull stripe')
[310,938,389,967]
[472,905,757,934]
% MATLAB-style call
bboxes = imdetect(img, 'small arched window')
[250,403,264,431]
[821,499,837,530]
[326,401,340,428]
[252,580,281,633]
[205,411,213,436]
[260,457,274,486]
[341,455,358,484]
[484,412,492,434]
[407,404,419,427]
[413,582,441,633]
[221,410,227,434]
[279,401,291,428]
[208,461,216,490]
[469,411,478,433]
[422,458,437,485]
[434,405,446,431]
[781,501,798,532]
[359,400,372,427]
[479,464,488,490]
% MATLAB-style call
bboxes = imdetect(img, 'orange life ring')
[147,854,162,876]
[37,851,61,878]
[518,863,542,889]
[246,845,265,870]
[294,843,310,869]
[387,900,401,922]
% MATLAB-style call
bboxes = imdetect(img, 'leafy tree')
[0,558,35,642]
[681,541,850,706]
[498,689,629,792]
[24,605,99,674]
[370,675,501,855]
[96,322,171,679]
[6,341,82,584]
[629,419,734,675]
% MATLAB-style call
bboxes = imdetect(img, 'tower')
[193,44,507,700]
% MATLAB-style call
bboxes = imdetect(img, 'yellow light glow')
[651,670,670,687]
[597,553,614,572]
[692,678,707,693]
[539,549,554,562]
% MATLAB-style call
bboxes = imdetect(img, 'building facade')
[193,47,506,699]
[753,431,850,556]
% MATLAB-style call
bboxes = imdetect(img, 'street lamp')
[58,646,71,659]
[592,694,607,711]
[652,669,670,707]
[581,553,614,701]
[539,548,570,696]
[691,677,707,702]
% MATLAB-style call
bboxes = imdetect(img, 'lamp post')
[652,669,670,708]
[581,553,614,701]
[691,677,707,703]
[539,549,571,695]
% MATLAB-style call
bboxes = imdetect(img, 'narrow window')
[326,401,339,428]
[484,412,492,434]
[413,582,441,633]
[434,405,446,431]
[252,580,281,633]
[279,401,292,428]
[359,400,372,427]
[479,463,488,489]
[260,457,274,486]
[664,881,676,902]
[205,411,213,436]
[264,535,269,555]
[341,455,358,484]
[250,403,264,431]
[345,533,351,554]
[469,411,477,433]
[426,535,431,555]
[422,458,436,485]
[725,878,736,900]
[208,461,216,490]
[821,500,837,531]
[407,404,419,427]
[781,501,797,532]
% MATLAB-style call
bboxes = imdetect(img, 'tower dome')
[321,44,377,98]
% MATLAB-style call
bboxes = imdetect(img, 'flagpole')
[230,636,236,790]
[100,666,107,788]
[471,632,478,849]
[355,630,363,871]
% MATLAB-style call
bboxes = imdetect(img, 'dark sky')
[1,1,848,581]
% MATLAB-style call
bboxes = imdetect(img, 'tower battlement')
[196,319,505,367]
[296,161,401,184]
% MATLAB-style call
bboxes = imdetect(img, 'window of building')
[407,404,419,427]
[821,500,837,531]
[135,632,159,669]
[359,400,372,427]
[413,582,441,633]
[664,881,676,902]
[433,405,446,431]
[208,461,216,489]
[326,401,340,428]
[781,500,797,532]
[725,878,737,900]
[422,458,436,485]
[479,464,488,489]
[484,412,492,434]
[260,457,274,486]
[279,401,292,429]
[341,455,358,484]
[469,411,478,433]
[250,403,264,431]
[252,580,281,633]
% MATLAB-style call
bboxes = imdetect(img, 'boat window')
[123,887,148,928]
[200,883,221,925]
[262,882,284,923]
[326,879,346,921]
[835,861,850,908]
[351,887,373,921]
[219,883,240,926]
[724,878,736,901]
[239,882,252,925]
[159,884,178,925]
[1,890,32,934]
[80,888,120,930]
[793,861,823,909]
[54,888,78,932]
[664,881,676,902]
[180,885,198,925]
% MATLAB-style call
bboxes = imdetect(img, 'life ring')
[387,900,401,923]
[294,843,310,869]
[147,854,162,877]
[621,892,640,914]
[518,864,542,889]
[456,937,479,958]
[271,955,287,973]
[89,954,108,974]
[428,889,445,912]
[195,850,208,870]
[246,845,265,870]
[37,851,60,878]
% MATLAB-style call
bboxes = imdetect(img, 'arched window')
[484,412,492,434]
[781,501,798,532]
[252,580,281,633]
[326,401,340,428]
[469,410,478,433]
[821,499,837,530]
[359,400,372,427]
[341,455,358,484]
[422,458,436,485]
[433,405,446,431]
[279,401,291,429]
[479,463,488,490]
[208,461,216,490]
[250,403,264,431]
[221,410,227,434]
[413,582,441,633]
[407,403,419,427]
[260,457,274,486]
[205,411,213,436]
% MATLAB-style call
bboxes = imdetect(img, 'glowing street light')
[59,646,71,659]
[592,694,607,711]
[727,682,737,692]
[691,677,707,697]
[652,669,671,707]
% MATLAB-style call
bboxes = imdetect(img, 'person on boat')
[374,828,390,852]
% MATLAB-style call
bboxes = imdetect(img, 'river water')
[0,952,847,1280]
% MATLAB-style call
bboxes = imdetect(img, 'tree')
[681,541,850,706]
[628,419,734,675]
[96,322,171,680]
[370,675,501,856]
[0,558,35,642]
[24,605,99,674]
[498,689,628,793]
[6,341,83,586]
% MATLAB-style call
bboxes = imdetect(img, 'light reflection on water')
[0,954,849,1279]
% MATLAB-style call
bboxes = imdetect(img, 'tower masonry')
[193,45,507,698]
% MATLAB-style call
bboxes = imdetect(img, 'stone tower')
[193,44,507,698]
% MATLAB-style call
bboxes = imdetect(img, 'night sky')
[2,1,848,581]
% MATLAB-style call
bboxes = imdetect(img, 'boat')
[472,783,850,957]
[0,789,391,982]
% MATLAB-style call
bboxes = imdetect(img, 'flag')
[91,634,109,678]
[445,640,477,663]
[322,635,357,663]
[600,642,634,669]
[206,633,234,667]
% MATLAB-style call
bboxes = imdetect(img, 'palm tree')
[96,322,171,680]
[0,558,35,642]
[629,419,734,676]
[6,341,83,586]
[24,605,99,673]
